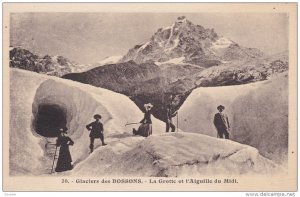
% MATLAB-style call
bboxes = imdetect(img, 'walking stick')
[177,112,179,132]
[51,145,58,174]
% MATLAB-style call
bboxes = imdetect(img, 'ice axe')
[125,122,141,126]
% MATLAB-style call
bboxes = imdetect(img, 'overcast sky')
[10,13,288,64]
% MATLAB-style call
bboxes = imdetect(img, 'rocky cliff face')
[63,61,161,93]
[63,60,206,120]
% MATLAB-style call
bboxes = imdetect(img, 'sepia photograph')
[2,3,297,192]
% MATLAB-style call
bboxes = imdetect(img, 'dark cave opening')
[34,104,67,137]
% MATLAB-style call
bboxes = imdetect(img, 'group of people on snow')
[53,103,230,173]
[54,114,107,173]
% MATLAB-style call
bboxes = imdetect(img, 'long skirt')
[55,146,73,172]
[137,123,152,137]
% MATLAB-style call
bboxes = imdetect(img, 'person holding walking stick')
[54,127,74,172]
[166,104,178,133]
[132,103,153,137]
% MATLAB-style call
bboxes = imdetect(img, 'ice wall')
[9,69,165,175]
[178,73,288,164]
[10,70,47,175]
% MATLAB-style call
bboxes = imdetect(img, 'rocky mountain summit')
[121,16,264,66]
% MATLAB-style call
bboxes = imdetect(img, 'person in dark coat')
[133,103,153,137]
[55,127,74,172]
[213,105,230,139]
[166,104,177,133]
[86,114,107,153]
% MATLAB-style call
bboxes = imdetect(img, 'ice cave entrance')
[34,104,67,137]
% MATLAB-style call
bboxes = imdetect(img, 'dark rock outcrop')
[9,47,79,77]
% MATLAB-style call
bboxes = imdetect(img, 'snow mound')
[179,72,288,164]
[9,68,165,175]
[72,132,283,177]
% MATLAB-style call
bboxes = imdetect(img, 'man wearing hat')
[213,105,230,139]
[86,114,107,153]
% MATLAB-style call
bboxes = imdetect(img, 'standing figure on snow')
[86,114,107,153]
[166,104,177,133]
[213,105,230,139]
[133,103,153,137]
[55,127,74,172]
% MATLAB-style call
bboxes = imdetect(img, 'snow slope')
[76,56,123,72]
[9,68,165,175]
[178,72,288,164]
[72,132,283,176]
[97,55,123,66]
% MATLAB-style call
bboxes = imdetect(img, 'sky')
[10,13,288,64]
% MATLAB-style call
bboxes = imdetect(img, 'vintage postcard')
[2,3,297,191]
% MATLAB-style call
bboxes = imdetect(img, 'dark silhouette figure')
[55,127,74,172]
[86,114,107,153]
[166,105,177,133]
[133,103,153,137]
[213,105,230,139]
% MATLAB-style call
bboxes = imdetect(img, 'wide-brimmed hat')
[59,127,68,133]
[144,103,153,110]
[94,114,102,119]
[217,105,225,110]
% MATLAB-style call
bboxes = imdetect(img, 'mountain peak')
[175,16,188,24]
[120,16,264,65]
[171,15,195,32]
[177,15,186,20]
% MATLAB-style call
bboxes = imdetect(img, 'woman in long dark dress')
[133,103,153,137]
[55,127,74,172]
